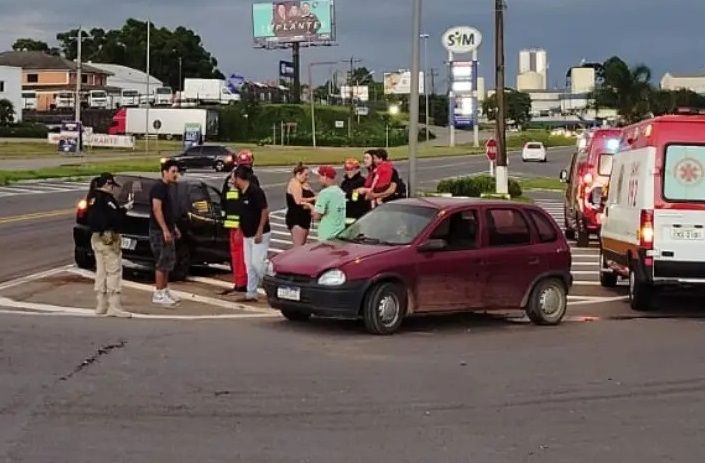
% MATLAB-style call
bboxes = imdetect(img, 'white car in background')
[521,142,547,162]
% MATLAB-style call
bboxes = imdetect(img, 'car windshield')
[156,87,172,94]
[123,91,138,97]
[336,203,438,245]
[663,145,705,202]
[526,143,543,149]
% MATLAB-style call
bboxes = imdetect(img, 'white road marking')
[0,265,74,291]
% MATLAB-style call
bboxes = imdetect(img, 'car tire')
[214,161,225,172]
[281,309,311,322]
[171,244,191,281]
[526,278,567,325]
[629,263,653,311]
[75,247,95,270]
[362,282,407,335]
[599,251,618,288]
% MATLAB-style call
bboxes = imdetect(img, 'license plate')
[277,286,301,301]
[121,237,137,250]
[671,229,704,240]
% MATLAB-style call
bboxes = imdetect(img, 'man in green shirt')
[313,165,347,240]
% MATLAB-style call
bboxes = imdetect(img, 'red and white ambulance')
[600,110,705,310]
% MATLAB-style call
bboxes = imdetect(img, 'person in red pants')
[220,150,259,294]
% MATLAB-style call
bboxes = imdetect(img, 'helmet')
[344,158,361,171]
[237,150,254,166]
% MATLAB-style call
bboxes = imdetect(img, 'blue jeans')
[243,232,271,298]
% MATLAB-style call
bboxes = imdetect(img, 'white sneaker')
[165,289,181,303]
[152,291,176,306]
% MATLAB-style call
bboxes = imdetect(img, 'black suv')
[165,144,236,172]
[74,174,230,280]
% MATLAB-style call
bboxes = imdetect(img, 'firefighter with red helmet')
[220,150,259,294]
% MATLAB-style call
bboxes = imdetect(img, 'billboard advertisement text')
[252,1,335,45]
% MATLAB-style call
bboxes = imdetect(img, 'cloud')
[1,0,705,88]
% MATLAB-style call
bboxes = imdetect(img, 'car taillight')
[77,199,88,218]
[638,209,654,249]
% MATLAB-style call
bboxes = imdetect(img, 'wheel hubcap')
[539,286,563,317]
[377,295,399,326]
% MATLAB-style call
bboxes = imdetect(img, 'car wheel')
[281,309,311,322]
[171,244,191,281]
[362,282,407,335]
[629,263,653,311]
[599,251,618,288]
[526,278,567,325]
[214,161,225,172]
[75,247,95,270]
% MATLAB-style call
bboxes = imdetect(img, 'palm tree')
[593,57,653,124]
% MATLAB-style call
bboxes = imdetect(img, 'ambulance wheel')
[629,263,653,311]
[576,229,589,247]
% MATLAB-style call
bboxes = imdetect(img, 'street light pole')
[420,33,430,142]
[494,0,509,195]
[74,25,83,153]
[145,18,151,154]
[309,61,337,148]
[408,0,422,197]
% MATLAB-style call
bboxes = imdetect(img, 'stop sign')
[485,138,498,162]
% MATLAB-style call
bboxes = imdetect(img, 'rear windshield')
[663,145,705,202]
[526,143,543,149]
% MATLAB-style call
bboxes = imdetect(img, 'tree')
[55,20,224,88]
[592,56,652,123]
[0,99,16,125]
[483,89,532,127]
[350,67,374,85]
[11,38,60,56]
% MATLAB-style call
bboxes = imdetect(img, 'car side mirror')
[418,238,447,252]
[559,169,569,183]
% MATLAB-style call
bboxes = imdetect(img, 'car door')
[201,146,220,168]
[564,151,578,218]
[186,182,220,260]
[477,207,537,308]
[182,146,202,168]
[415,209,483,312]
[207,185,231,261]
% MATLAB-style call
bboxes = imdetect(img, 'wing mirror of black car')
[418,238,447,252]
[559,169,569,183]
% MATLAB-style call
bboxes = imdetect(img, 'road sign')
[279,61,295,79]
[485,138,498,162]
[442,26,482,54]
[335,120,345,129]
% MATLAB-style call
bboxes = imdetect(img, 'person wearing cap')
[218,149,260,294]
[86,173,133,318]
[340,158,369,225]
[312,165,346,241]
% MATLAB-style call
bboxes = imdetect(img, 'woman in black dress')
[285,162,316,246]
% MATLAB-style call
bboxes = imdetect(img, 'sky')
[2,0,705,89]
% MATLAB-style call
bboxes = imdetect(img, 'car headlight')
[317,269,346,286]
[265,260,276,277]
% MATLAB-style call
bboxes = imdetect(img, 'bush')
[0,122,49,138]
[437,175,522,198]
[506,130,574,148]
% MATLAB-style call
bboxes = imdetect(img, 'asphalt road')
[0,147,572,282]
[9,146,705,461]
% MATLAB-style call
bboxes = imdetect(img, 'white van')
[88,90,109,109]
[55,92,75,109]
[22,91,37,110]
[120,89,140,107]
[600,111,705,310]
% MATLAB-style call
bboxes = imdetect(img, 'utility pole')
[421,33,430,142]
[74,26,83,153]
[342,56,361,131]
[145,18,151,154]
[292,43,301,103]
[309,61,337,148]
[408,0,422,197]
[494,0,509,195]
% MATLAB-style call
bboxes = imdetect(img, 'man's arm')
[312,191,327,221]
[369,182,397,200]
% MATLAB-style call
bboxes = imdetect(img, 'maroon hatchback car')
[263,198,572,335]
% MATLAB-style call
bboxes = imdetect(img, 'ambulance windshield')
[664,145,705,202]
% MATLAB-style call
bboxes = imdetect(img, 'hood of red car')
[272,240,399,278]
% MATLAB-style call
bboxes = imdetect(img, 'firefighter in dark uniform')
[86,172,133,318]
[341,158,370,225]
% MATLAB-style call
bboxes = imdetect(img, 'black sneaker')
[234,286,247,293]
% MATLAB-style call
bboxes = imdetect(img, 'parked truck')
[182,78,240,105]
[107,107,219,139]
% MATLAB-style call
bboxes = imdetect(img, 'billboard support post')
[447,50,455,148]
[472,48,479,148]
[292,43,301,104]
[408,0,422,198]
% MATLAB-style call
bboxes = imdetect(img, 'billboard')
[383,71,425,95]
[252,1,335,45]
[340,85,369,102]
